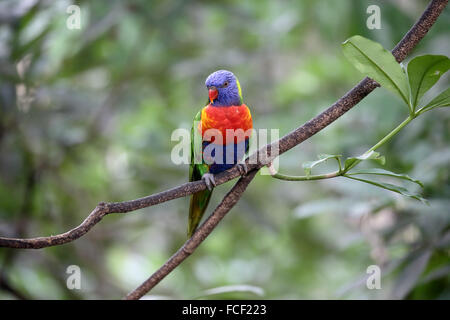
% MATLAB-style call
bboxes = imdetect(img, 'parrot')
[188,70,253,237]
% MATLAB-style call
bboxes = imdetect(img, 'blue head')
[205,70,243,107]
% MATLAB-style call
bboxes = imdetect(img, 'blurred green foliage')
[0,0,449,299]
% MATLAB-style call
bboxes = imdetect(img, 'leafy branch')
[271,35,449,204]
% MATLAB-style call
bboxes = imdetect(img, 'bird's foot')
[202,173,216,191]
[236,163,248,176]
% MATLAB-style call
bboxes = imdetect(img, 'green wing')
[188,108,213,237]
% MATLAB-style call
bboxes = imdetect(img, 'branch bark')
[0,0,447,299]
[125,170,258,300]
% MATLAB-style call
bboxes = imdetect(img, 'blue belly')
[203,139,248,174]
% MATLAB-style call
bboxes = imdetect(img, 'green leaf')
[346,168,424,188]
[344,150,385,171]
[342,35,410,107]
[302,154,341,177]
[420,87,450,113]
[345,176,427,203]
[407,55,450,109]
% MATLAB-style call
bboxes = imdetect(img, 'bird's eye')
[223,81,229,87]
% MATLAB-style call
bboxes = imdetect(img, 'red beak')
[208,88,218,104]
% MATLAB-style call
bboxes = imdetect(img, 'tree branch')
[125,170,258,300]
[0,0,447,299]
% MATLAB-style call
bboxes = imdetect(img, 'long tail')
[188,189,213,237]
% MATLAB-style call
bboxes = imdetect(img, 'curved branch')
[125,170,258,300]
[124,0,448,299]
[0,181,207,248]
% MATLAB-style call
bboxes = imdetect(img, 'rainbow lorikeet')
[188,70,253,237]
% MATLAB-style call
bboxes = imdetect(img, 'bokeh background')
[0,0,449,299]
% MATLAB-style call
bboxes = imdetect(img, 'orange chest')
[199,104,253,145]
